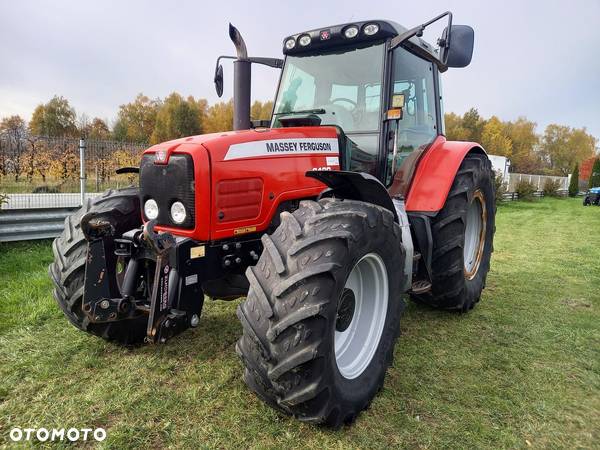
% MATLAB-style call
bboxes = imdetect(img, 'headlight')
[144,199,159,220]
[284,38,296,49]
[344,25,359,38]
[363,23,379,36]
[170,201,187,224]
[298,35,311,46]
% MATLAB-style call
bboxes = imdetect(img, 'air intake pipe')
[229,23,251,131]
[214,26,283,130]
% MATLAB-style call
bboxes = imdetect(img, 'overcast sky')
[1,0,599,141]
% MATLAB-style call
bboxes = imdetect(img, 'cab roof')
[282,19,439,63]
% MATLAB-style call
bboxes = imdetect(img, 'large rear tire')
[48,188,147,345]
[236,199,405,427]
[413,152,495,311]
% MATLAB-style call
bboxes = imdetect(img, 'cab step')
[411,280,432,294]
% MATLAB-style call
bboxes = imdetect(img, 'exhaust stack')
[229,24,251,131]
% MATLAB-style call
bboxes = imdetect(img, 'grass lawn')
[0,197,598,448]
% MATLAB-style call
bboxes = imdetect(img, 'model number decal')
[224,138,339,160]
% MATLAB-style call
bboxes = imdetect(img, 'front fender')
[405,139,487,213]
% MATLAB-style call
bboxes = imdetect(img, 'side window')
[386,47,437,184]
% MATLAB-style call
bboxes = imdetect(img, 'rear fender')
[405,139,487,213]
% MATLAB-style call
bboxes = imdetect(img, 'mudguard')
[306,170,398,221]
[405,138,486,213]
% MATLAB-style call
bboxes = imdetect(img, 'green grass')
[1,198,599,448]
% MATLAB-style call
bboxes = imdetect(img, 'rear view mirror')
[442,25,474,68]
[214,64,224,97]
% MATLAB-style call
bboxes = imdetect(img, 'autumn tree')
[89,118,111,140]
[204,99,234,133]
[0,115,29,181]
[541,124,596,176]
[481,116,512,157]
[29,96,77,137]
[444,112,470,141]
[150,93,205,144]
[461,108,486,143]
[1,115,27,139]
[503,117,540,173]
[251,100,274,121]
[113,94,160,143]
[0,115,28,179]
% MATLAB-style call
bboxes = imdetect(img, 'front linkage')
[80,213,203,343]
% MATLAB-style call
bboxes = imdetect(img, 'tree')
[204,100,234,133]
[0,115,27,179]
[461,108,486,142]
[540,124,596,176]
[568,163,579,197]
[251,100,274,121]
[150,93,203,144]
[113,94,160,143]
[88,118,111,140]
[589,158,600,188]
[444,112,470,141]
[481,116,512,157]
[0,115,28,181]
[29,96,77,137]
[0,115,27,139]
[504,117,540,173]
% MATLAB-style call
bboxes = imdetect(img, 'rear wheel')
[413,153,495,311]
[48,188,147,345]
[236,199,405,427]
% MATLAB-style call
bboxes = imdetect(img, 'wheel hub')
[336,288,356,332]
[334,253,388,380]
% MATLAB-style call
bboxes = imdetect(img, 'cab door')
[383,46,441,197]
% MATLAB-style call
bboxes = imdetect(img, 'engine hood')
[144,126,341,163]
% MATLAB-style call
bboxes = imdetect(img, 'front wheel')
[236,199,405,427]
[48,188,148,345]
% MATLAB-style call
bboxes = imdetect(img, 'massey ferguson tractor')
[49,12,495,427]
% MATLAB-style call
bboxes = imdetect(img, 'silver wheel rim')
[464,190,486,280]
[334,253,388,380]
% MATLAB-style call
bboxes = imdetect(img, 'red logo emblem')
[320,30,331,41]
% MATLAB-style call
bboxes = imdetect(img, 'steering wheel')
[331,98,357,110]
[331,98,363,124]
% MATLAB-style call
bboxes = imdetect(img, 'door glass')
[386,47,437,184]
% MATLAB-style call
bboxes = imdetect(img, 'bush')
[516,180,536,201]
[569,164,579,197]
[493,172,507,204]
[32,185,60,193]
[590,158,600,188]
[543,178,561,197]
[0,193,8,208]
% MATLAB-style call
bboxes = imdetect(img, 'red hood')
[144,126,340,162]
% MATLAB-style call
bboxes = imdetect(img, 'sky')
[1,0,599,141]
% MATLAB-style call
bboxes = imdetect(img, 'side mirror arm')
[389,11,453,62]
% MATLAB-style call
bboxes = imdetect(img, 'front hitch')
[80,219,203,344]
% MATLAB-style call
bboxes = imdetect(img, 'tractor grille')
[139,154,195,229]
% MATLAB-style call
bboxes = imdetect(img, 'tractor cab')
[217,13,474,195]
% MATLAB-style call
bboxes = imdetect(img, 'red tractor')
[50,12,495,427]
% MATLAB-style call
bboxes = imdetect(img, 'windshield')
[272,43,385,133]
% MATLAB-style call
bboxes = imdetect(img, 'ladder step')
[411,280,431,294]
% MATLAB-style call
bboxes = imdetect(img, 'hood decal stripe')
[224,138,339,161]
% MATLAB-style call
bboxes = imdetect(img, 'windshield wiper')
[273,108,326,116]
